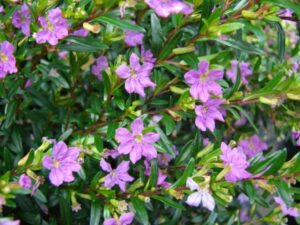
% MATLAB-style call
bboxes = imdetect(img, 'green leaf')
[171,158,195,189]
[90,200,101,225]
[131,198,149,225]
[151,13,163,55]
[154,127,176,157]
[59,192,72,225]
[107,122,118,140]
[4,100,17,129]
[161,113,176,136]
[224,64,241,99]
[94,15,145,32]
[248,149,287,175]
[272,22,285,61]
[151,195,185,210]
[176,131,201,165]
[145,159,158,190]
[208,38,264,55]
[209,22,244,34]
[232,105,259,133]
[58,36,108,52]
[261,0,300,16]
[58,128,73,141]
[158,31,183,61]
[94,135,104,152]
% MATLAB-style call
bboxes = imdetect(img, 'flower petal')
[131,118,144,135]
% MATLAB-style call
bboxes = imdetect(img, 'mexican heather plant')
[0,0,300,225]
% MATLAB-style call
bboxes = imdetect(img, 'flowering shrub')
[1,0,300,224]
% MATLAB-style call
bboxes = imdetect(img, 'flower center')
[202,106,208,113]
[135,134,143,143]
[0,52,8,62]
[199,73,208,83]
[53,159,60,168]
[48,21,55,31]
[130,68,136,78]
[111,170,117,178]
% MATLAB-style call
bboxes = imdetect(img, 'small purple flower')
[238,135,268,158]
[42,141,81,186]
[91,55,108,80]
[141,46,156,65]
[24,79,32,88]
[100,159,134,192]
[292,131,300,146]
[116,53,156,97]
[36,8,69,46]
[144,160,170,187]
[12,4,31,36]
[103,212,135,225]
[0,41,18,79]
[292,61,299,73]
[19,174,32,189]
[103,149,121,159]
[227,60,252,84]
[234,113,247,128]
[0,6,4,14]
[116,118,160,164]
[58,51,68,59]
[71,28,89,37]
[145,0,193,18]
[157,153,173,167]
[203,138,210,146]
[184,60,224,102]
[124,30,144,47]
[185,178,215,211]
[195,99,224,132]
[220,142,251,183]
[0,219,20,225]
[274,196,299,217]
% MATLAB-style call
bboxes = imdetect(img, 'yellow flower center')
[130,68,136,78]
[199,72,209,83]
[135,134,143,143]
[0,52,8,62]
[53,159,60,168]
[48,21,54,31]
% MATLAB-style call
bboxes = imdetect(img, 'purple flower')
[274,196,299,217]
[36,8,69,46]
[71,28,89,37]
[58,51,68,59]
[116,53,156,97]
[234,113,247,128]
[292,61,299,73]
[0,219,20,225]
[227,60,252,84]
[115,118,160,164]
[0,6,4,14]
[42,141,81,186]
[103,149,121,159]
[184,60,224,102]
[91,55,108,80]
[124,30,144,46]
[100,159,134,192]
[195,99,224,132]
[220,142,251,183]
[24,79,32,88]
[0,41,18,79]
[292,131,300,146]
[12,4,31,36]
[157,153,173,167]
[19,174,32,189]
[144,160,170,187]
[141,46,156,65]
[104,212,135,225]
[145,0,193,18]
[185,178,215,211]
[238,135,268,158]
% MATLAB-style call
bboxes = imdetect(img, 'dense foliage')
[0,0,300,224]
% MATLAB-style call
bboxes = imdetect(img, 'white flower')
[185,177,215,211]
